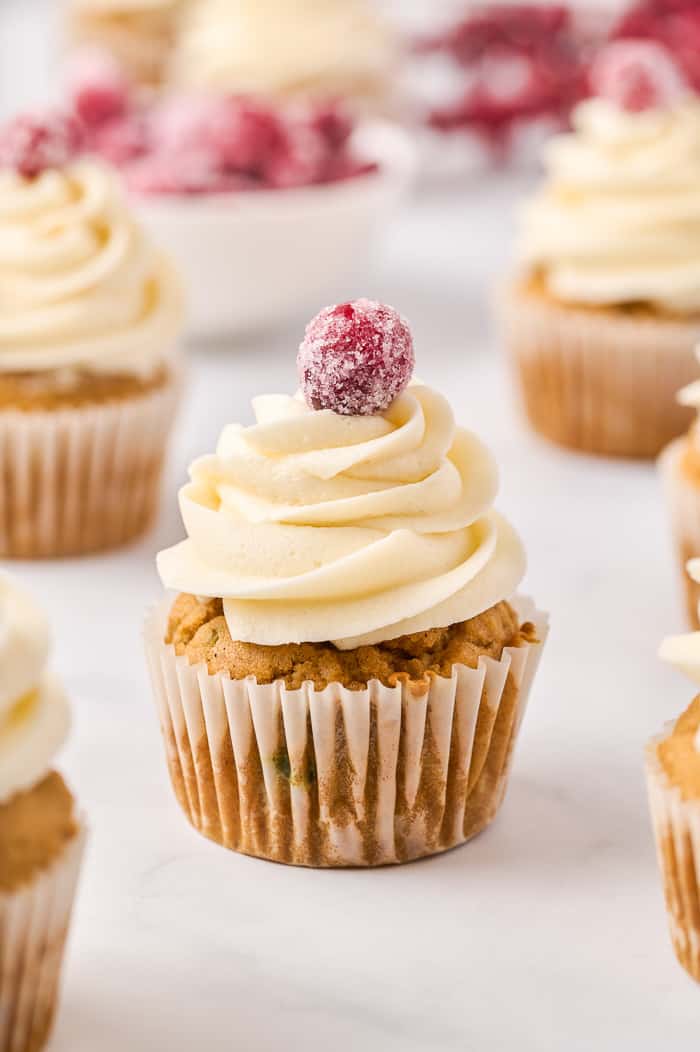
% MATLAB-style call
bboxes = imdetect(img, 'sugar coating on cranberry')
[68,49,130,127]
[298,300,415,416]
[0,112,83,178]
[591,41,689,113]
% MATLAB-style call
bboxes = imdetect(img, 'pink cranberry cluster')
[67,50,377,195]
[415,4,591,153]
[298,300,414,417]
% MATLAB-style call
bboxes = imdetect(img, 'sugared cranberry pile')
[415,4,592,153]
[66,50,377,195]
[298,300,414,417]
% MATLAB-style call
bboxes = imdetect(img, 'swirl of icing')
[170,0,392,101]
[157,384,526,649]
[0,160,183,376]
[0,574,70,804]
[519,98,700,313]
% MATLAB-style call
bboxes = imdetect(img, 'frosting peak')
[157,384,526,648]
[0,160,183,376]
[519,97,700,313]
[0,574,70,804]
[170,0,393,102]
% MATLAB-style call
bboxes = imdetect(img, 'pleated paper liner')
[0,823,86,1052]
[502,282,700,459]
[660,439,700,630]
[0,367,181,559]
[646,742,700,983]
[146,597,549,868]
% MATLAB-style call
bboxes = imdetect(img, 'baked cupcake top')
[169,0,393,102]
[519,41,700,315]
[0,113,183,378]
[0,573,70,805]
[658,559,700,797]
[158,300,526,649]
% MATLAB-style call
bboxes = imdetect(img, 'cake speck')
[297,299,415,416]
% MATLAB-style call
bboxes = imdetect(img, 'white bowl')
[133,121,416,341]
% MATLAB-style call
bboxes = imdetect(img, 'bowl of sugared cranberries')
[67,54,416,339]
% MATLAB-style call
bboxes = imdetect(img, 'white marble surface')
[7,174,697,1051]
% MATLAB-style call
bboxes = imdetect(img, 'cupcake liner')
[145,598,549,868]
[502,283,700,458]
[0,370,181,559]
[659,439,700,630]
[0,823,86,1052]
[646,743,700,983]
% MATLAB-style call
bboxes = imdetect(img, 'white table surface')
[7,172,696,1052]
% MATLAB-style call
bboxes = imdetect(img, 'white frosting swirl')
[157,384,526,649]
[519,98,700,313]
[0,574,70,804]
[170,0,393,101]
[0,161,183,377]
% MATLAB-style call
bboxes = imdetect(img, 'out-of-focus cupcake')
[67,0,185,89]
[146,300,548,868]
[648,577,700,983]
[660,356,700,629]
[503,40,700,459]
[0,111,184,558]
[0,573,86,1052]
[169,0,395,110]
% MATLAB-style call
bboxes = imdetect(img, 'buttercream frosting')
[157,383,526,649]
[519,98,700,314]
[0,574,70,805]
[170,0,393,101]
[0,160,183,376]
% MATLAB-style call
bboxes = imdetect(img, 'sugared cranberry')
[124,151,255,195]
[213,99,286,173]
[264,122,325,189]
[0,112,83,178]
[591,41,689,113]
[298,300,415,416]
[68,49,131,127]
[87,114,149,165]
[310,103,354,150]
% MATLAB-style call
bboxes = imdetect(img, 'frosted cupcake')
[67,0,184,89]
[0,112,183,557]
[660,354,700,628]
[648,570,700,983]
[0,573,86,1052]
[504,41,700,458]
[146,300,548,868]
[169,0,395,109]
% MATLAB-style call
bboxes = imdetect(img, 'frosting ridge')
[157,384,526,648]
[519,98,700,313]
[0,161,182,376]
[0,574,70,804]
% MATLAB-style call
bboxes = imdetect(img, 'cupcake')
[67,0,185,89]
[146,300,548,867]
[503,41,700,459]
[169,0,395,110]
[0,111,184,558]
[648,571,700,983]
[660,356,700,629]
[0,573,86,1051]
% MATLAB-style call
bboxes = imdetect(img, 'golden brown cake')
[0,773,77,895]
[147,300,548,867]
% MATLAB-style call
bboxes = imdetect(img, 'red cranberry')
[298,300,415,416]
[212,98,286,174]
[0,112,83,178]
[68,49,130,127]
[264,121,326,189]
[591,41,688,112]
[87,114,149,165]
